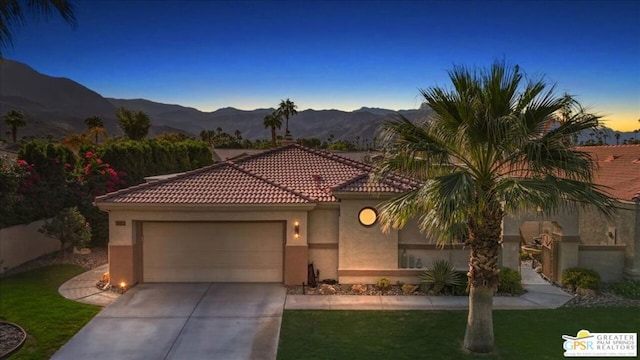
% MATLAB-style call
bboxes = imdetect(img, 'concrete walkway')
[58,264,120,306]
[59,262,572,310]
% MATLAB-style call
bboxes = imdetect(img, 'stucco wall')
[338,199,398,271]
[578,202,639,280]
[578,245,626,282]
[307,208,339,280]
[0,219,60,273]
[102,205,314,285]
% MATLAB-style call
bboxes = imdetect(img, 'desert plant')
[376,277,390,291]
[498,267,524,295]
[39,207,91,250]
[562,268,601,291]
[610,279,640,299]
[420,259,462,295]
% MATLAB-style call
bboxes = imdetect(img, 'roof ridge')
[94,161,227,202]
[225,160,315,202]
[291,143,374,172]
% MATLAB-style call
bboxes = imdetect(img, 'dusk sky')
[6,0,640,131]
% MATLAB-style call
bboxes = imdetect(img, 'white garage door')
[142,221,284,282]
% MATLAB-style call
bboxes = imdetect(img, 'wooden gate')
[541,233,558,282]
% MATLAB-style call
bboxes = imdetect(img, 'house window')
[358,207,377,227]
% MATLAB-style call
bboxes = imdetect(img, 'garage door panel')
[143,222,283,283]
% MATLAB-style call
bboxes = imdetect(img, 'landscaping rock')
[401,284,418,295]
[319,284,336,295]
[351,284,367,294]
[576,288,596,297]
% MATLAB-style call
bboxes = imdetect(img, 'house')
[96,144,640,288]
[96,144,467,287]
[502,144,640,283]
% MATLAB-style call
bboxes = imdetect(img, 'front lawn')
[0,265,101,359]
[278,308,640,359]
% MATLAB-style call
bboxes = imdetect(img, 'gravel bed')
[562,284,640,308]
[0,322,26,358]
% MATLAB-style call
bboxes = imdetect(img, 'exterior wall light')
[294,221,300,238]
[358,207,377,227]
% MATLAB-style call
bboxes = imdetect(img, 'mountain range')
[0,59,636,144]
[0,59,432,142]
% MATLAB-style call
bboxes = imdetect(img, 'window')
[358,207,377,227]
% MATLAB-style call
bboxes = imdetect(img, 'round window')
[358,207,377,227]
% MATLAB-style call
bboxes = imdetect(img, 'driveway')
[52,283,286,360]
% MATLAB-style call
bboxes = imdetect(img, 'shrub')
[376,277,390,291]
[420,259,462,295]
[498,267,524,295]
[611,279,640,299]
[610,279,640,299]
[39,207,91,249]
[562,267,601,291]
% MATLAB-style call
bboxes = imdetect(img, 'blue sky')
[7,0,640,131]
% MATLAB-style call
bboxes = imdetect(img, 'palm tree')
[263,111,282,147]
[615,132,620,145]
[116,107,151,141]
[2,110,26,142]
[375,62,614,353]
[0,0,77,58]
[278,98,297,139]
[84,115,106,144]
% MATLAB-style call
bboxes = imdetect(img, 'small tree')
[2,110,26,143]
[39,207,91,250]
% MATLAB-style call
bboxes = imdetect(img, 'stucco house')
[96,143,640,288]
[95,144,451,287]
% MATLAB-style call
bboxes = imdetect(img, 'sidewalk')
[58,264,120,306]
[59,263,573,310]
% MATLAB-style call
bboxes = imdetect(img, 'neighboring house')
[503,145,640,283]
[96,144,640,288]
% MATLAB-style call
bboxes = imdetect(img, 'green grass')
[277,308,640,360]
[0,265,101,360]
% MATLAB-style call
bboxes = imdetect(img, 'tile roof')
[96,144,415,205]
[576,145,640,202]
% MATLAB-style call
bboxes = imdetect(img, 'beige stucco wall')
[304,207,339,280]
[100,204,314,285]
[578,245,626,282]
[0,219,60,273]
[338,199,398,271]
[578,202,638,279]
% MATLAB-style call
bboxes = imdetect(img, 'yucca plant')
[420,259,462,295]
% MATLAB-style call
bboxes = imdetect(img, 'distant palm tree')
[375,62,614,353]
[278,98,298,138]
[2,109,26,142]
[116,107,151,141]
[615,132,620,145]
[0,0,77,58]
[85,115,106,144]
[263,111,282,147]
[234,129,242,141]
[200,130,215,146]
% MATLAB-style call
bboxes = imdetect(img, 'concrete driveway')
[52,283,286,360]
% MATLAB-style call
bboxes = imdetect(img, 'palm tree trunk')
[464,285,494,352]
[463,205,503,353]
[271,126,276,147]
[12,125,17,143]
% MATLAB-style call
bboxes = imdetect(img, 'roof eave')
[95,202,318,212]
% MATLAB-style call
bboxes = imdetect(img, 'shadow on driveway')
[52,283,286,360]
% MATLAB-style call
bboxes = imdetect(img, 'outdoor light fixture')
[358,207,377,227]
[120,281,126,289]
[294,221,300,238]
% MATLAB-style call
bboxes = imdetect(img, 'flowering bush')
[39,207,91,249]
[75,150,126,197]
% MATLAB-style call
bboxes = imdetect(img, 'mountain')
[2,59,635,144]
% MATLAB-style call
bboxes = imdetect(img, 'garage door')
[142,221,284,282]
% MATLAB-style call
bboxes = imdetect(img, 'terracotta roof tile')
[96,144,414,205]
[575,144,640,201]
